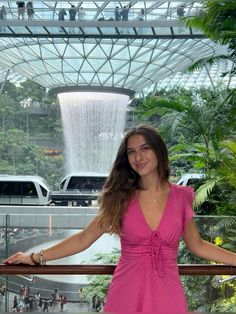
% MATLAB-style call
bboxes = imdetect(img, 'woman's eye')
[127,150,134,156]
[142,146,149,151]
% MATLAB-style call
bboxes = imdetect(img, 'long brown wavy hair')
[97,124,170,235]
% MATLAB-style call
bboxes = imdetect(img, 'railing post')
[4,214,10,312]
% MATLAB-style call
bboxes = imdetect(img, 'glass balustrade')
[0,213,235,312]
[0,1,203,22]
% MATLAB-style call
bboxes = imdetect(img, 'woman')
[3,124,236,312]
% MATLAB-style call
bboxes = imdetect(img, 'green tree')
[137,88,236,215]
[0,79,63,187]
[19,79,47,104]
[39,156,64,189]
[0,94,18,131]
[184,1,236,76]
[0,80,18,99]
[138,88,234,171]
[0,129,28,173]
[82,252,120,304]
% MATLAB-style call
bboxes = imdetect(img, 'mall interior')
[0,1,235,312]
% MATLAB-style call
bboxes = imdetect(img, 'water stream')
[58,91,129,173]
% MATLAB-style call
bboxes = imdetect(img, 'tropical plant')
[137,87,236,215]
[138,88,234,168]
[215,208,236,254]
[179,216,236,312]
[81,252,120,304]
[0,79,64,187]
[209,275,236,312]
[184,0,236,76]
[170,139,236,214]
[179,239,211,311]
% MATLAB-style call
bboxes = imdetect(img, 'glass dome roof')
[0,1,234,93]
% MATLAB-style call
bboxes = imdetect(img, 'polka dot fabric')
[104,183,195,312]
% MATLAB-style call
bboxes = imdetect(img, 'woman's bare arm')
[3,216,108,265]
[183,219,236,266]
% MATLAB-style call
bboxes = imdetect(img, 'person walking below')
[43,299,49,312]
[3,124,236,312]
[62,296,67,311]
[0,291,3,310]
[12,295,18,312]
[59,294,64,311]
[34,292,40,308]
[95,297,102,312]
[39,298,43,311]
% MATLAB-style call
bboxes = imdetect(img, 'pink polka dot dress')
[104,183,195,312]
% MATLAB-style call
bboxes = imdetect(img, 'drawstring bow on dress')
[149,231,165,278]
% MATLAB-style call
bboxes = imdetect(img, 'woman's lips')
[135,162,147,171]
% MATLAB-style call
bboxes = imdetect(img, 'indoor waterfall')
[58,91,129,173]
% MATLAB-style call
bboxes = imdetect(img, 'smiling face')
[127,134,158,177]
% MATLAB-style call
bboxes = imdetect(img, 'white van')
[59,172,108,193]
[0,175,51,205]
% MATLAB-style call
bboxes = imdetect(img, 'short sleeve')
[182,187,195,235]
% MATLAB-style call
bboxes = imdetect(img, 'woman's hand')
[3,252,35,266]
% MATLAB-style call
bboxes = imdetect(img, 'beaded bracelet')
[29,253,39,265]
[39,249,46,266]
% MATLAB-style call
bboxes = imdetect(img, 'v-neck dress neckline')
[136,182,173,232]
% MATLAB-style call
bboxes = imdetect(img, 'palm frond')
[187,55,230,72]
[216,217,236,229]
[219,139,236,155]
[183,16,206,30]
[228,229,236,234]
[153,99,186,112]
[137,97,185,117]
[221,67,236,77]
[183,1,236,56]
[194,179,219,209]
[228,236,236,241]
[169,143,193,152]
[222,243,236,251]
[169,153,195,162]
[160,111,184,137]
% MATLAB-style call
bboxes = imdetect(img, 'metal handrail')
[218,275,236,284]
[0,264,235,276]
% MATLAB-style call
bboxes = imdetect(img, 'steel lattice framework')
[0,1,235,93]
